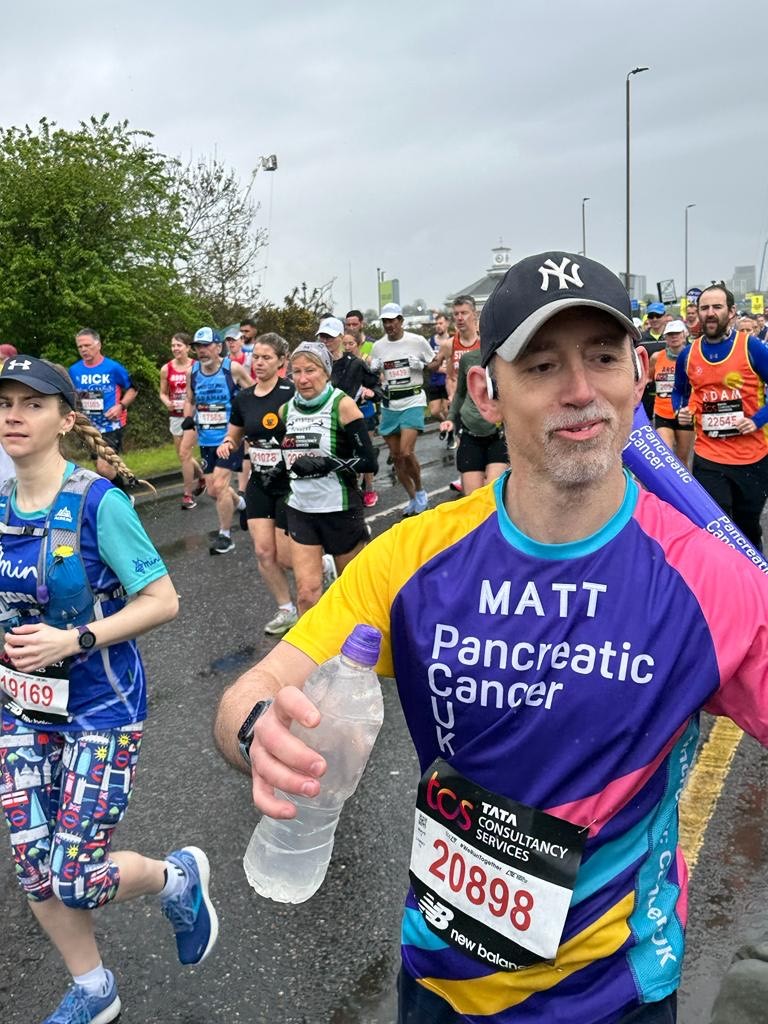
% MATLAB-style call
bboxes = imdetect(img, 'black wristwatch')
[237,699,273,765]
[76,624,97,651]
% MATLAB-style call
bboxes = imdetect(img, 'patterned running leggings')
[0,715,143,909]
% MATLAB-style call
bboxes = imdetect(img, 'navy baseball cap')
[479,251,640,367]
[0,355,78,409]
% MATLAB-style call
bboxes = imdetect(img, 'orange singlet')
[451,334,480,374]
[685,330,768,464]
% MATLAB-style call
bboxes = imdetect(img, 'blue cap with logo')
[479,251,640,367]
[646,302,666,316]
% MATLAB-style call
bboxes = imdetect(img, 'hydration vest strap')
[0,522,46,537]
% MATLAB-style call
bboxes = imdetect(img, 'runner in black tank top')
[218,334,297,636]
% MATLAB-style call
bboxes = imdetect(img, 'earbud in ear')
[485,367,497,401]
[631,347,642,383]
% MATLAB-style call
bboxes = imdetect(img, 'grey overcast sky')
[3,0,767,315]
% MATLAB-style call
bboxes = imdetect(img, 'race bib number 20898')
[409,759,585,971]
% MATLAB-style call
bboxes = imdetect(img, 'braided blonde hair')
[48,363,155,494]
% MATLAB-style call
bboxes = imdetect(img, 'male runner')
[673,282,768,549]
[215,250,768,1024]
[317,316,380,403]
[638,303,666,420]
[369,303,439,516]
[182,327,252,554]
[69,328,137,481]
[344,310,374,360]
[441,296,480,400]
[427,314,452,440]
[684,302,702,339]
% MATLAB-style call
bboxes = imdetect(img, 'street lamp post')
[581,197,590,256]
[625,66,649,296]
[684,203,696,297]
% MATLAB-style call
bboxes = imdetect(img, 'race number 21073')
[429,839,534,931]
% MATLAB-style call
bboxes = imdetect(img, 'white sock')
[73,963,110,996]
[220,528,231,539]
[160,861,186,899]
[279,602,296,614]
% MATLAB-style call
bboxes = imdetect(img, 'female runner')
[159,332,204,510]
[217,333,297,636]
[280,342,378,614]
[0,357,216,1024]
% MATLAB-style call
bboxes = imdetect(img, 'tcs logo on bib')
[426,770,474,832]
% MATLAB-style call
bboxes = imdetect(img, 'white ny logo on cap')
[538,257,584,292]
[7,359,31,371]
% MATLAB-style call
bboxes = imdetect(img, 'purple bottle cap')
[341,624,382,666]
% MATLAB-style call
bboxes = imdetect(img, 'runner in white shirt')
[370,303,440,516]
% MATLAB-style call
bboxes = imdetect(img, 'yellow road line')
[678,718,744,873]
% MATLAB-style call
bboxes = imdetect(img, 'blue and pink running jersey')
[286,470,768,1022]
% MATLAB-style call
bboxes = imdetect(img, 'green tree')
[0,115,205,361]
[177,157,267,325]
[252,293,321,350]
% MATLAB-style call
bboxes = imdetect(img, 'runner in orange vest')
[649,319,692,466]
[673,283,768,549]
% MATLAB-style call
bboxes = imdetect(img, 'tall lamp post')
[625,66,649,296]
[581,197,590,256]
[684,203,696,297]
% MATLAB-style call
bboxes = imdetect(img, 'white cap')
[316,316,344,338]
[224,327,241,341]
[193,327,216,345]
[380,302,403,319]
[663,319,686,335]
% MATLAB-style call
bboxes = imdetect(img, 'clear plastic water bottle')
[243,624,383,903]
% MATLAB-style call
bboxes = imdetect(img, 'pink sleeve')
[636,493,768,744]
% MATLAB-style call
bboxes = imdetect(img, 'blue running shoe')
[161,846,218,966]
[413,489,429,513]
[41,971,120,1024]
[401,498,417,517]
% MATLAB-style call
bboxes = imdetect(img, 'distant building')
[730,266,756,303]
[618,273,648,304]
[447,241,514,311]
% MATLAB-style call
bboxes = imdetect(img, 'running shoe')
[161,846,219,966]
[362,490,379,508]
[264,608,299,636]
[15,746,43,762]
[41,971,120,1024]
[210,533,235,555]
[402,498,417,517]
[321,553,338,592]
[449,478,463,494]
[181,494,197,511]
[414,490,429,514]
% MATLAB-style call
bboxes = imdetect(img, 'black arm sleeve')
[342,417,379,475]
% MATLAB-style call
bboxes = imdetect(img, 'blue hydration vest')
[0,469,146,731]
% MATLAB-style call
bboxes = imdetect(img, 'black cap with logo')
[0,355,78,409]
[479,251,641,367]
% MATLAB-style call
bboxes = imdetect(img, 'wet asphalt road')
[1,428,767,1024]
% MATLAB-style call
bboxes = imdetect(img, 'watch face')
[78,629,97,650]
[237,699,273,744]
